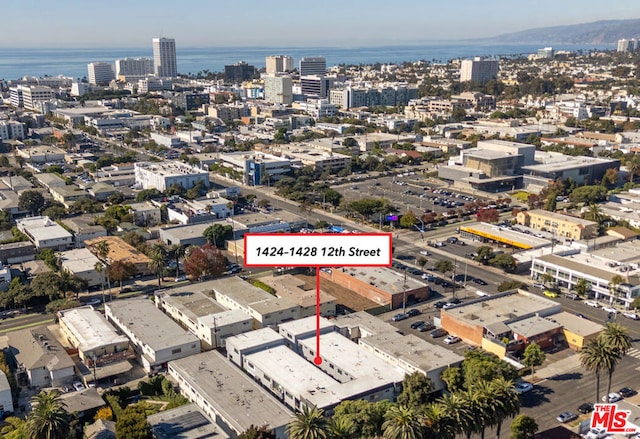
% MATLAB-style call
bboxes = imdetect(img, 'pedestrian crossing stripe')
[627,348,640,359]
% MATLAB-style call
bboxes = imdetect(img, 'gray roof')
[105,297,199,352]
[206,277,299,316]
[8,326,75,371]
[169,351,293,434]
[59,387,106,413]
[148,403,229,439]
[507,316,561,338]
[549,311,604,337]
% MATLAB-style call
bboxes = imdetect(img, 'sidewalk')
[534,353,581,381]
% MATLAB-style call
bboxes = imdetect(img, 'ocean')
[0,43,614,81]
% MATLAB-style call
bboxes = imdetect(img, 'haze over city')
[3,0,640,48]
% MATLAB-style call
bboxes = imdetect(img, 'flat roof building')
[134,161,209,192]
[16,216,73,251]
[169,350,293,439]
[105,297,201,372]
[59,248,102,288]
[460,223,551,250]
[85,236,152,276]
[256,274,336,318]
[148,403,229,439]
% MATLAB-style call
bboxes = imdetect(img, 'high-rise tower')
[152,38,177,78]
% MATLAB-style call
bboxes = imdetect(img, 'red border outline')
[243,232,393,267]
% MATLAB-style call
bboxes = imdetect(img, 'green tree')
[332,400,392,439]
[399,210,418,229]
[238,425,277,439]
[169,243,186,279]
[580,337,617,403]
[510,415,537,439]
[18,190,45,216]
[437,393,472,437]
[434,259,454,277]
[522,342,545,381]
[609,274,624,303]
[382,405,422,439]
[497,280,527,292]
[148,250,166,288]
[396,372,434,408]
[492,377,521,439]
[322,189,343,207]
[107,261,137,294]
[38,248,58,270]
[26,390,71,439]
[1,416,27,438]
[441,366,465,393]
[421,403,455,439]
[600,323,632,396]
[574,278,591,298]
[115,403,152,439]
[203,224,234,247]
[286,406,329,439]
[490,254,516,272]
[474,246,495,264]
[328,418,355,439]
[31,272,64,301]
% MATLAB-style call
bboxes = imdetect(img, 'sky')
[3,0,640,48]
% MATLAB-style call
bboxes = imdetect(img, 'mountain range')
[484,19,640,44]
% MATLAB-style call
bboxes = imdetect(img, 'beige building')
[516,209,598,240]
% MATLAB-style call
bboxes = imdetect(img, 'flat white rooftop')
[59,307,128,352]
[227,328,285,352]
[278,316,336,340]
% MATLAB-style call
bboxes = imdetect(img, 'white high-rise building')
[153,38,178,77]
[87,62,115,85]
[299,57,326,76]
[617,38,638,53]
[20,85,54,111]
[460,57,499,85]
[115,58,154,76]
[264,75,293,104]
[266,55,294,74]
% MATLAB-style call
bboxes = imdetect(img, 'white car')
[602,306,617,314]
[73,381,85,392]
[515,381,533,394]
[622,312,639,320]
[419,250,431,256]
[443,335,461,344]
[602,392,622,403]
[586,427,608,439]
[585,300,600,308]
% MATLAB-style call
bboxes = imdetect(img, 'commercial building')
[0,120,26,141]
[266,55,294,74]
[300,75,333,98]
[224,62,255,82]
[115,57,154,76]
[218,151,292,186]
[16,216,73,251]
[299,57,326,76]
[550,312,604,351]
[7,327,75,388]
[537,47,555,58]
[440,290,562,358]
[228,211,307,236]
[10,85,54,111]
[15,145,66,163]
[264,75,293,105]
[173,91,210,111]
[531,246,640,309]
[459,223,551,250]
[59,248,103,288]
[257,274,336,318]
[206,276,300,327]
[148,403,229,439]
[155,284,253,350]
[134,161,209,192]
[128,202,162,227]
[57,306,134,383]
[169,350,293,439]
[87,62,115,85]
[516,210,598,240]
[85,236,152,276]
[320,267,430,310]
[105,297,201,372]
[0,372,12,417]
[460,57,499,85]
[330,85,419,109]
[275,144,350,173]
[153,37,178,77]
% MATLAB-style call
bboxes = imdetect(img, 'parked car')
[584,300,600,308]
[622,312,640,320]
[419,250,431,256]
[619,387,636,398]
[407,309,421,317]
[442,303,457,310]
[556,411,578,423]
[473,278,488,286]
[543,290,559,298]
[433,301,447,309]
[430,328,448,338]
[392,313,407,322]
[602,306,617,314]
[443,335,461,344]
[515,381,533,394]
[410,320,425,329]
[585,427,608,439]
[418,323,436,332]
[532,283,546,289]
[449,298,461,304]
[602,392,622,403]
[422,274,435,281]
[73,381,85,392]
[577,403,594,414]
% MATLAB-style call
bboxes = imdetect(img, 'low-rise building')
[549,311,604,351]
[206,277,300,327]
[128,202,162,227]
[16,216,73,250]
[134,161,209,192]
[85,236,152,276]
[155,284,253,350]
[169,351,293,439]
[105,297,201,372]
[0,371,11,417]
[516,210,598,240]
[320,267,430,310]
[15,145,66,163]
[49,185,88,208]
[59,248,103,288]
[257,274,336,318]
[0,241,35,264]
[61,216,107,248]
[158,222,212,247]
[7,326,75,388]
[148,403,229,439]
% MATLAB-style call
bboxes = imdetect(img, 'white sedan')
[602,306,617,314]
[584,300,600,308]
[602,392,622,403]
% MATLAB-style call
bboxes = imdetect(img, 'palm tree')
[328,417,355,439]
[580,337,618,403]
[437,394,472,437]
[94,261,105,303]
[539,272,554,288]
[421,403,455,439]
[26,390,70,439]
[574,278,591,298]
[94,240,110,263]
[286,406,329,439]
[600,323,633,396]
[169,243,186,279]
[148,250,166,288]
[609,274,625,304]
[382,405,423,439]
[490,377,520,439]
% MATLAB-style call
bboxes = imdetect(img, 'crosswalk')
[627,347,640,360]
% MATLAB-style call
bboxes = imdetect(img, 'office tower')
[153,37,178,77]
[115,57,154,76]
[264,75,293,104]
[299,57,326,76]
[537,47,555,59]
[224,61,256,82]
[459,57,499,85]
[300,75,334,98]
[617,38,638,53]
[266,55,294,74]
[87,62,115,85]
